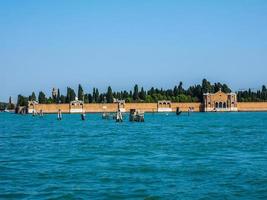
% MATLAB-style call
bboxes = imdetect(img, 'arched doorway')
[215,102,219,108]
[219,102,223,108]
[223,102,226,108]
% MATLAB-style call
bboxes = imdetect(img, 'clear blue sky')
[1,0,267,102]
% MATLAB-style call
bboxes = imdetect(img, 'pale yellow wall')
[171,103,202,112]
[31,102,203,113]
[209,91,228,102]
[34,104,70,113]
[237,102,267,111]
[125,103,158,112]
[83,103,118,112]
[30,102,267,113]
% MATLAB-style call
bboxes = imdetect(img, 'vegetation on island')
[0,97,15,110]
[15,79,267,106]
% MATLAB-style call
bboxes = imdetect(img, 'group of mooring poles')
[57,109,86,121]
[32,109,44,117]
[36,106,191,121]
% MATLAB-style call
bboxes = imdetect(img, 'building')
[28,100,39,114]
[157,100,172,112]
[116,100,126,112]
[203,89,238,112]
[52,88,58,98]
[69,97,84,113]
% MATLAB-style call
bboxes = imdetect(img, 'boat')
[176,107,182,115]
[129,109,144,122]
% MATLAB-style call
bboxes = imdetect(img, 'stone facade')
[28,100,39,114]
[69,97,84,113]
[28,102,202,113]
[26,101,267,114]
[203,89,238,112]
[52,88,58,98]
[157,101,172,112]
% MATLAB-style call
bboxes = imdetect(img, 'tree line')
[0,97,15,110]
[237,85,267,102]
[16,79,267,106]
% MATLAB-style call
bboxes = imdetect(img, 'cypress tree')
[38,91,46,104]
[201,79,211,93]
[31,92,36,101]
[57,89,61,103]
[60,95,66,103]
[106,86,113,103]
[78,84,84,101]
[88,94,93,103]
[139,87,146,101]
[133,84,139,101]
[66,87,76,103]
[178,82,184,95]
[95,89,99,103]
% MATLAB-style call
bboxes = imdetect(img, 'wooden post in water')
[115,102,123,122]
[57,109,62,120]
[176,107,182,115]
[81,112,86,121]
[39,109,43,117]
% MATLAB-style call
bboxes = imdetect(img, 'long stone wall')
[34,104,70,113]
[31,102,267,113]
[32,103,202,113]
[237,102,267,111]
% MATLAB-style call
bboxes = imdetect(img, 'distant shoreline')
[20,102,267,114]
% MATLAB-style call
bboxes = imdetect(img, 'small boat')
[129,109,144,122]
[4,108,9,113]
[176,107,182,115]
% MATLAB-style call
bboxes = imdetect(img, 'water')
[0,112,267,199]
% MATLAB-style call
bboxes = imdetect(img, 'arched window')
[215,102,219,108]
[219,102,223,108]
[223,102,226,108]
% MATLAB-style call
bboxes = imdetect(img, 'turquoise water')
[0,112,267,199]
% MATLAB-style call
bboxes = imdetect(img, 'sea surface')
[0,112,266,200]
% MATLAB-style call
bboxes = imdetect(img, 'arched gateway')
[203,89,238,112]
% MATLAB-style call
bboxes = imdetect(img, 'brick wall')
[31,102,267,113]
[237,102,267,111]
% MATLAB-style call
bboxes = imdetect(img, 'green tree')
[214,82,223,92]
[17,95,28,106]
[7,96,15,109]
[88,94,93,103]
[84,94,89,103]
[139,87,146,101]
[78,84,84,101]
[57,89,61,103]
[92,88,100,103]
[38,91,46,103]
[106,86,113,103]
[60,95,66,103]
[29,92,36,101]
[178,82,184,95]
[201,79,212,93]
[133,84,139,101]
[66,87,76,103]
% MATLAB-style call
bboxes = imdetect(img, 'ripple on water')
[0,112,267,199]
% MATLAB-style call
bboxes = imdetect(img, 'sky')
[1,0,267,102]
